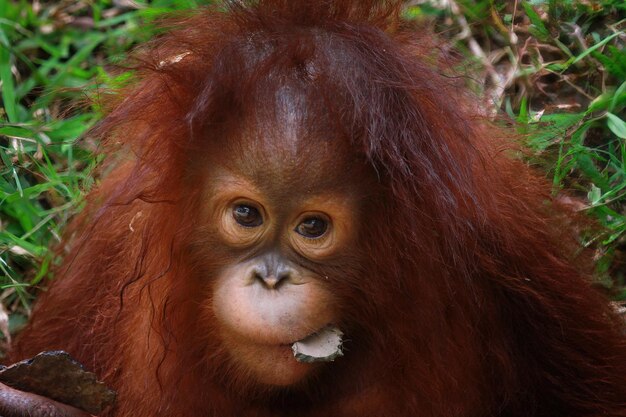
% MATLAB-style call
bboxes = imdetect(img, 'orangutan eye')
[233,204,263,227]
[296,217,328,239]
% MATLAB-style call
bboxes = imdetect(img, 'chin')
[231,342,319,387]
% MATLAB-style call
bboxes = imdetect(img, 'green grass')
[0,0,205,334]
[0,0,625,338]
[408,0,626,298]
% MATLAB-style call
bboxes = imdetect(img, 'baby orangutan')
[5,1,626,417]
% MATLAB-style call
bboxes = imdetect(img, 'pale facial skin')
[208,173,355,386]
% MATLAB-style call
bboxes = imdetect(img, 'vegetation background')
[0,0,625,348]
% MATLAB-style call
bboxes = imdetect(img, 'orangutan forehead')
[216,132,357,199]
[211,84,362,195]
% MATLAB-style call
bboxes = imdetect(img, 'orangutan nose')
[251,253,293,289]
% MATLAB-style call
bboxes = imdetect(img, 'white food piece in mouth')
[291,326,344,363]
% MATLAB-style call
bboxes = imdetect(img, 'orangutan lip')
[288,324,331,345]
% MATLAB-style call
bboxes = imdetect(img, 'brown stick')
[0,382,92,417]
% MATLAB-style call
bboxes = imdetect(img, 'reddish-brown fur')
[11,1,626,416]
